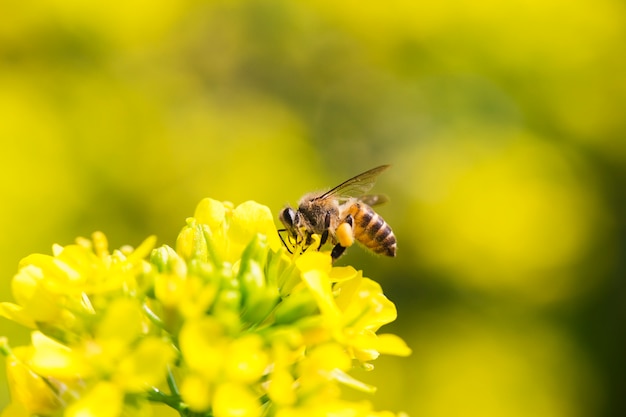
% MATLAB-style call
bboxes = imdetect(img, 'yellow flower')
[192,198,282,263]
[112,336,177,393]
[334,271,412,362]
[1,199,409,417]
[3,340,64,416]
[0,232,155,334]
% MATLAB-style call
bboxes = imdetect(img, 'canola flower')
[0,198,411,417]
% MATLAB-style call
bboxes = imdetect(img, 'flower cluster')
[1,199,411,417]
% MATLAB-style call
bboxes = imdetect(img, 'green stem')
[142,302,165,328]
[147,387,212,417]
[167,365,180,396]
[147,387,182,410]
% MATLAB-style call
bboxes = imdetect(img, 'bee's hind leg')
[331,215,354,261]
[331,244,347,260]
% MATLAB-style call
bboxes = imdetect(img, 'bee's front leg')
[303,232,315,253]
[277,229,294,254]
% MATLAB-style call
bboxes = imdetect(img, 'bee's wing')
[315,165,390,200]
[359,194,389,206]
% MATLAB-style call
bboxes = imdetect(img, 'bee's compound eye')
[279,207,296,228]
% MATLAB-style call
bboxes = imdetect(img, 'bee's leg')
[317,211,332,250]
[277,229,294,254]
[299,233,310,254]
[331,243,347,260]
[331,215,354,260]
[318,231,328,250]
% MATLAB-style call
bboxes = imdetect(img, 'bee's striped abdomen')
[346,203,396,257]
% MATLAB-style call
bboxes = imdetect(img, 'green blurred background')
[1,0,625,415]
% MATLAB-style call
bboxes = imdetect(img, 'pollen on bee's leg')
[336,222,354,248]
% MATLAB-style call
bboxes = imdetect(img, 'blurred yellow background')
[1,0,624,415]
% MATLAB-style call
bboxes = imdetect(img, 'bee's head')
[279,205,300,236]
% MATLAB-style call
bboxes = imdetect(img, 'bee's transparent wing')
[359,194,389,206]
[315,165,390,200]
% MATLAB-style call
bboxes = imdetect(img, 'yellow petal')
[179,317,225,379]
[299,343,351,378]
[91,231,110,259]
[194,198,227,229]
[96,298,142,345]
[65,382,123,417]
[328,368,377,393]
[176,219,213,262]
[213,383,260,417]
[0,401,30,417]
[30,331,89,378]
[194,199,228,261]
[125,235,157,264]
[11,265,61,323]
[373,334,412,357]
[342,278,397,331]
[360,279,398,326]
[114,337,177,392]
[0,303,36,328]
[180,373,212,412]
[231,201,282,253]
[154,273,187,309]
[224,334,269,383]
[295,252,332,275]
[328,266,358,283]
[5,348,62,415]
[333,271,363,312]
[179,276,219,319]
[267,369,296,406]
[301,270,339,321]
[18,253,81,285]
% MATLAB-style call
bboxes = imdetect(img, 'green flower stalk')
[0,199,411,417]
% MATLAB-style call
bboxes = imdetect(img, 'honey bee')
[278,165,396,260]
